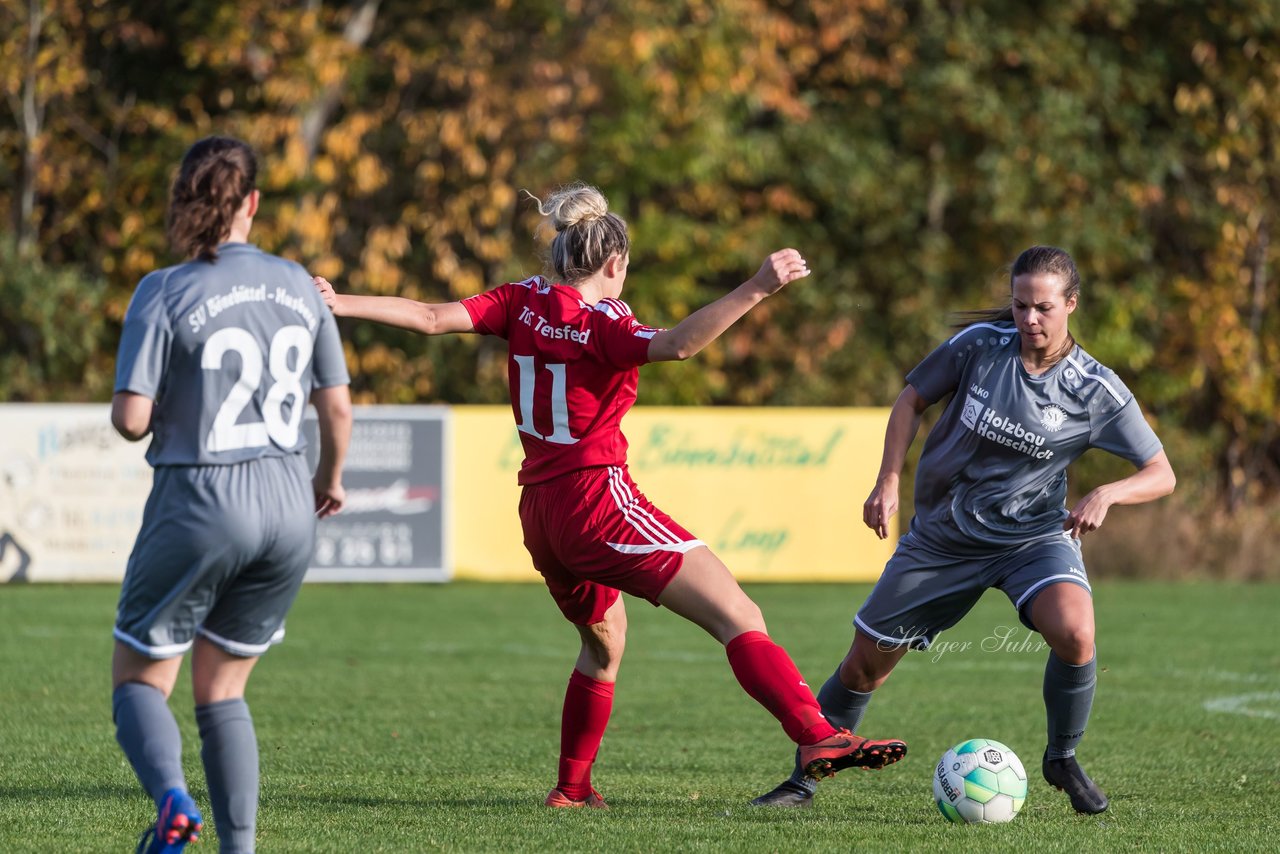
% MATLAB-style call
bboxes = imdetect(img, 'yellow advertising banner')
[452,406,895,583]
[0,404,896,583]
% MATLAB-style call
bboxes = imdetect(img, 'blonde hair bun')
[523,182,629,283]
[531,182,609,232]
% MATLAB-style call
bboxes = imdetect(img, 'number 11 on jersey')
[512,355,578,445]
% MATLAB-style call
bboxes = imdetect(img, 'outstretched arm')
[646,249,809,363]
[863,385,932,539]
[314,277,476,335]
[1064,449,1176,538]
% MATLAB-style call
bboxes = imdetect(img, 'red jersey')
[462,276,661,484]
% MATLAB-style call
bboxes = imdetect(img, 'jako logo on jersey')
[1040,404,1067,432]
[518,306,591,344]
[960,395,1055,460]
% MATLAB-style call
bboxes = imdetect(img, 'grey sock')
[113,682,186,801]
[196,698,258,854]
[817,672,874,733]
[1044,652,1096,760]
[785,671,874,793]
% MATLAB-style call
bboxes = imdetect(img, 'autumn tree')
[0,0,1277,507]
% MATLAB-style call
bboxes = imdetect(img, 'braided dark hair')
[167,136,257,261]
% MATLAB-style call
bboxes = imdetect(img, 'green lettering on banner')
[493,423,846,473]
[499,430,523,470]
[715,510,789,568]
[636,426,845,470]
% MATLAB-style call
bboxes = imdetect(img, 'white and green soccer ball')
[933,738,1028,824]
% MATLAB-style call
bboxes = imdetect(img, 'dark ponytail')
[167,136,257,262]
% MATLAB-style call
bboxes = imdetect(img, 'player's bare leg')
[837,629,912,694]
[573,595,627,682]
[658,547,906,787]
[1030,582,1107,814]
[547,597,625,809]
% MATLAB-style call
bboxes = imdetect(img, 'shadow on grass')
[271,791,522,810]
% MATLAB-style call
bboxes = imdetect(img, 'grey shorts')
[114,454,316,659]
[854,530,1090,650]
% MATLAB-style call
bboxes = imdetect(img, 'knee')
[1050,624,1095,665]
[838,660,881,693]
[599,633,626,669]
[734,598,766,635]
[717,598,767,645]
[582,622,627,675]
[839,643,897,693]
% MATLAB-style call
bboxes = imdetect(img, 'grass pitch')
[1,581,1277,852]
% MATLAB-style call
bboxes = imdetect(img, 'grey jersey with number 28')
[904,322,1162,555]
[114,242,349,467]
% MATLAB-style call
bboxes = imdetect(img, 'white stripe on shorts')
[113,628,193,659]
[604,468,660,544]
[196,625,286,658]
[606,539,706,555]
[1014,573,1092,611]
[853,614,934,650]
[607,466,686,546]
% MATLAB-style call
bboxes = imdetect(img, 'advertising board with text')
[2,404,889,583]
[302,406,450,581]
[0,404,451,582]
[451,406,895,583]
[0,405,151,582]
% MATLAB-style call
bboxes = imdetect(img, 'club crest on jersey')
[1039,404,1067,432]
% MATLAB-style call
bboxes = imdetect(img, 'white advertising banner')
[0,404,452,583]
[0,404,150,582]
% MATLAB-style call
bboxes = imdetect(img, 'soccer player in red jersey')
[315,183,907,807]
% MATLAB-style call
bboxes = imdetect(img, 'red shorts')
[518,465,704,625]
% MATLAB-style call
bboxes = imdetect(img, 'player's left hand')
[1064,487,1113,538]
[751,249,811,295]
[314,480,346,518]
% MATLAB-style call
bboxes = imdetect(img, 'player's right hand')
[313,275,339,310]
[863,475,899,540]
[752,248,810,295]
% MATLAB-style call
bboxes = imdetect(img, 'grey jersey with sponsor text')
[115,242,349,466]
[905,322,1162,554]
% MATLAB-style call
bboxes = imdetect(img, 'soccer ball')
[933,738,1028,824]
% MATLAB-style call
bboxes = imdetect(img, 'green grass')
[2,581,1278,852]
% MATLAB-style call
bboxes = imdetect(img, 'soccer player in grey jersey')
[752,245,1175,814]
[110,137,352,854]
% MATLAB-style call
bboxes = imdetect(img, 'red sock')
[556,670,615,800]
[726,631,836,745]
